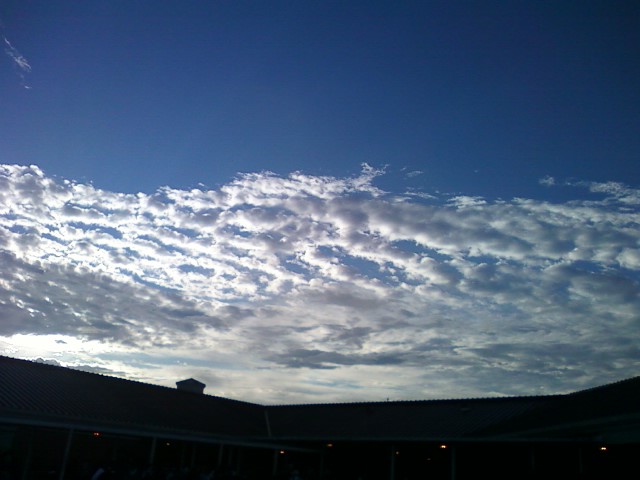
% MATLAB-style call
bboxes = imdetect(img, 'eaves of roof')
[262,395,558,442]
[2,355,639,445]
[0,355,268,440]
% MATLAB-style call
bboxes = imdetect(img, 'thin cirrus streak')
[3,34,31,88]
[0,163,639,403]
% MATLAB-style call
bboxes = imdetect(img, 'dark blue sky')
[2,1,638,198]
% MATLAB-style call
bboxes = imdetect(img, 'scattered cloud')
[539,175,556,187]
[1,163,639,403]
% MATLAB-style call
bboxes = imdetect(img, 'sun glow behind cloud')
[0,164,639,403]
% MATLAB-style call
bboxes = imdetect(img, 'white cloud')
[3,35,31,88]
[3,36,31,72]
[539,175,556,187]
[1,164,639,403]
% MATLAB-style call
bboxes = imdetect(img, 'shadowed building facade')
[0,355,638,479]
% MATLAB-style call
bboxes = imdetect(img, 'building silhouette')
[0,355,638,479]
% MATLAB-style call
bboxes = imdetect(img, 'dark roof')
[0,355,266,443]
[1,355,639,445]
[265,396,555,441]
[480,376,640,442]
[266,377,640,443]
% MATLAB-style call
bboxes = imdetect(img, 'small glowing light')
[327,443,333,448]
[395,451,400,455]
[279,450,286,455]
[600,446,607,451]
[166,442,171,446]
[440,444,447,449]
[92,432,101,437]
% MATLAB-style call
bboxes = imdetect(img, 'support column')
[217,444,225,469]
[318,451,325,480]
[529,445,536,475]
[577,446,584,477]
[226,446,234,472]
[190,443,197,468]
[180,442,187,469]
[389,445,396,480]
[272,450,279,478]
[148,437,157,466]
[235,447,242,476]
[58,429,74,480]
[20,429,33,480]
[450,445,456,480]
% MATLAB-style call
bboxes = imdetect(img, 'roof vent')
[176,378,206,394]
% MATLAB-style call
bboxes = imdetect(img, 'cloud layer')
[1,164,639,403]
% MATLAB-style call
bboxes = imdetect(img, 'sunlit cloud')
[0,163,639,403]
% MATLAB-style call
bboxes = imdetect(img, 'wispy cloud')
[0,164,639,403]
[3,35,32,88]
[539,175,556,187]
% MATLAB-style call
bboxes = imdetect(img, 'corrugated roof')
[1,355,638,444]
[479,375,640,440]
[264,396,556,441]
[0,355,266,440]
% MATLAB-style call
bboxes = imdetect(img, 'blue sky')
[0,1,639,403]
